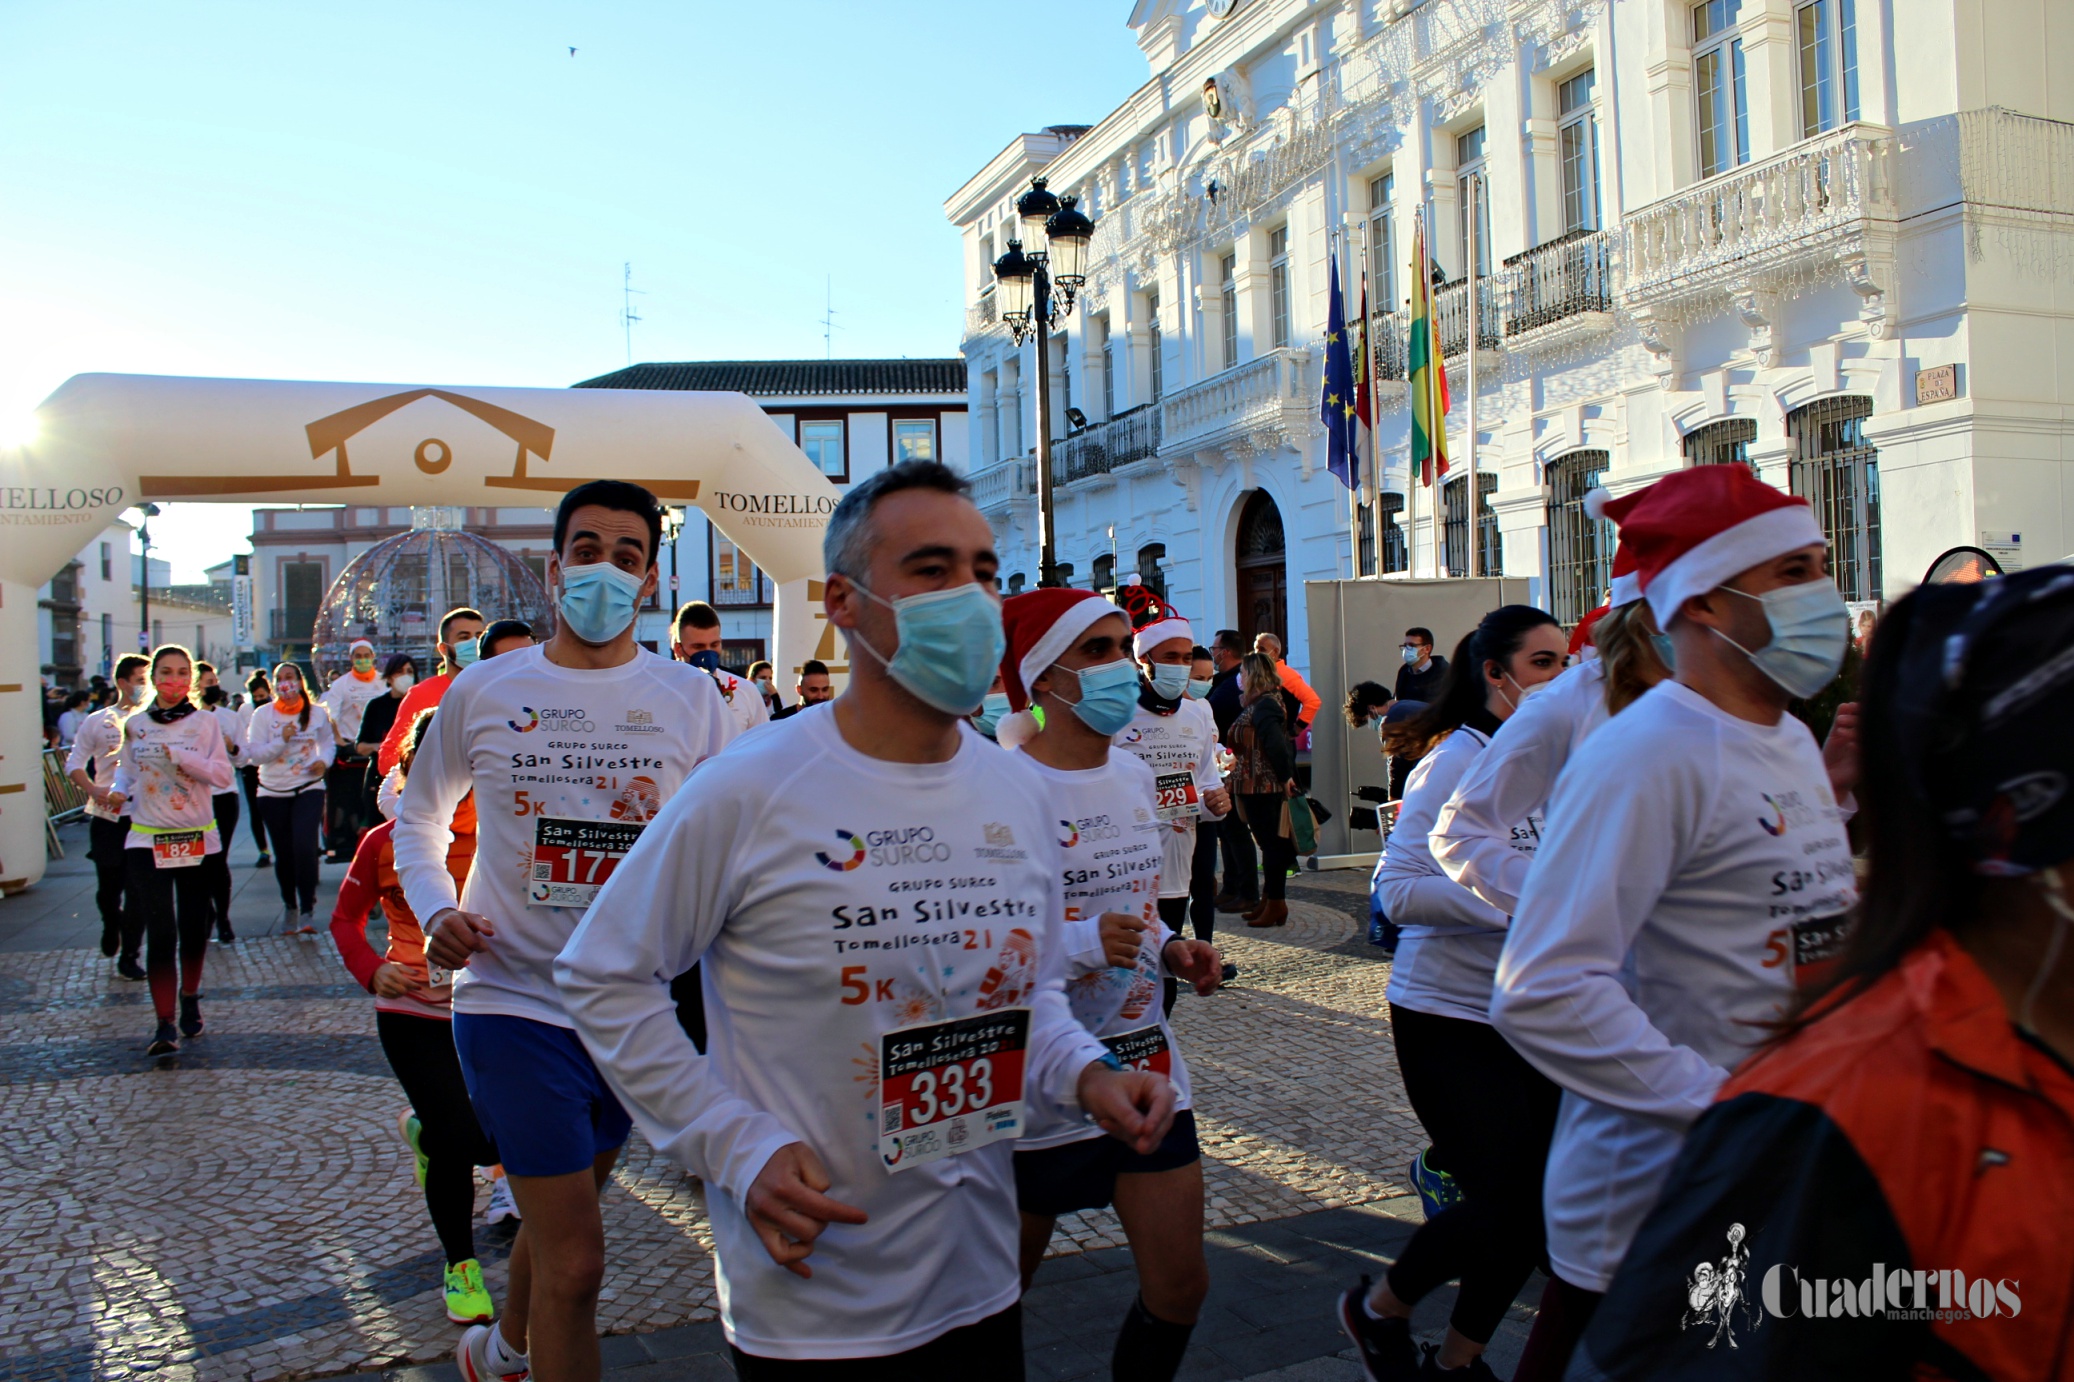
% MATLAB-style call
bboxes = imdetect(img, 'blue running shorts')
[452,1011,633,1178]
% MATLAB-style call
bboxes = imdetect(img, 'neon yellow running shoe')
[444,1258,495,1325]
[397,1110,427,1187]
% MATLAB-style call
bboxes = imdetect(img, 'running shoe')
[456,1324,528,1382]
[1417,1346,1497,1379]
[215,921,236,945]
[397,1110,428,1187]
[147,1020,179,1056]
[178,994,204,1039]
[116,957,146,982]
[1337,1276,1419,1382]
[100,923,119,958]
[254,853,271,868]
[485,1175,521,1225]
[296,910,317,935]
[444,1259,495,1325]
[1409,1148,1462,1221]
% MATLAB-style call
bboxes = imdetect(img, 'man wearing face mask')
[1394,627,1449,706]
[67,653,152,978]
[1491,466,1861,1377]
[555,461,1173,1375]
[673,601,769,736]
[377,608,485,778]
[397,481,734,1382]
[771,659,834,722]
[321,639,391,862]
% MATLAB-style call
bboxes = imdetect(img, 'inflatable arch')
[0,372,845,893]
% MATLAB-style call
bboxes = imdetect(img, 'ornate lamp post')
[992,176,1094,588]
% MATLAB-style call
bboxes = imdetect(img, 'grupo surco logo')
[816,830,867,872]
[709,491,837,529]
[816,826,951,870]
[510,706,595,734]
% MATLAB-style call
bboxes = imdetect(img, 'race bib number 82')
[879,1009,1029,1173]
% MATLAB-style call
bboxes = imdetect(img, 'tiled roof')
[573,359,966,397]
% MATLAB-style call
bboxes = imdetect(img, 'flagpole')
[1408,216,1422,581]
[1466,174,1481,583]
[1342,229,1361,579]
[1360,216,1381,576]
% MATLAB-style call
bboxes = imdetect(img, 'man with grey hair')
[557,460,1176,1374]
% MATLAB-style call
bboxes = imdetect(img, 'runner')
[239,670,274,867]
[1335,605,1568,1382]
[671,600,769,735]
[477,620,535,660]
[771,660,835,722]
[67,654,150,978]
[329,707,501,1328]
[377,607,486,776]
[1491,467,1861,1379]
[244,662,338,934]
[1203,630,1257,914]
[105,644,235,1054]
[994,585,1223,1382]
[321,639,390,863]
[400,480,733,1382]
[967,671,1010,741]
[554,459,1174,1376]
[201,682,245,944]
[353,654,417,821]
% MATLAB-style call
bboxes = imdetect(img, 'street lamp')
[131,503,162,652]
[992,176,1096,588]
[660,505,686,618]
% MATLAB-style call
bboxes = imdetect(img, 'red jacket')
[1576,928,2074,1380]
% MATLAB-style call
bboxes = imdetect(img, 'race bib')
[1101,1023,1172,1077]
[1791,913,1852,992]
[149,829,207,869]
[528,816,643,908]
[1153,771,1201,823]
[879,1008,1029,1174]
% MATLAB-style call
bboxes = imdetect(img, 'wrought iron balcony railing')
[1433,278,1501,358]
[1054,405,1162,483]
[1503,229,1613,337]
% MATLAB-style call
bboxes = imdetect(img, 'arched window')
[1091,553,1116,595]
[1007,572,1027,595]
[1136,543,1168,600]
[1684,417,1757,470]
[1787,396,1881,603]
[1235,490,1288,648]
[1546,451,1612,624]
[1443,473,1501,578]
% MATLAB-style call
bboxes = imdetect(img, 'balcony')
[1054,405,1161,485]
[968,456,1034,514]
[964,288,1004,343]
[1370,312,1409,383]
[1434,278,1502,360]
[1158,347,1317,462]
[1622,123,1896,311]
[1502,229,1615,349]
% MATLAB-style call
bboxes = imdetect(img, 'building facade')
[33,522,214,689]
[948,0,2073,676]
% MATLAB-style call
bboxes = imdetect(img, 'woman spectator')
[200,684,246,944]
[1227,651,1298,928]
[746,659,782,716]
[243,661,336,934]
[1571,564,2074,1381]
[239,670,273,867]
[353,655,417,825]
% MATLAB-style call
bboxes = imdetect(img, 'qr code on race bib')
[882,1103,903,1134]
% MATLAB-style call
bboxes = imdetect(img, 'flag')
[1351,267,1373,495]
[1408,217,1451,487]
[1320,253,1358,491]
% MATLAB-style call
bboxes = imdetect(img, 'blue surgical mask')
[556,561,646,645]
[1400,645,1421,666]
[1186,677,1214,700]
[1052,657,1141,736]
[452,639,479,668]
[849,579,1006,715]
[685,649,722,672]
[1649,632,1678,674]
[1713,579,1850,700]
[973,690,1011,737]
[1148,663,1191,701]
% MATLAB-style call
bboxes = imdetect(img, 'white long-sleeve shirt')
[1012,747,1191,1147]
[705,666,771,736]
[1430,661,1610,917]
[394,644,732,1028]
[1491,679,1858,1290]
[111,705,235,848]
[209,705,245,782]
[1377,721,1518,1023]
[243,700,337,796]
[555,704,1110,1361]
[65,703,131,821]
[1115,696,1225,901]
[319,670,388,747]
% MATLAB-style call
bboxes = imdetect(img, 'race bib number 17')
[528,816,643,908]
[879,1008,1029,1174]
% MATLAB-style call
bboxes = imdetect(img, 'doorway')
[1235,490,1287,650]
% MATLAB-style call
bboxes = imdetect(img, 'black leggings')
[1236,794,1293,901]
[260,788,324,913]
[206,792,240,928]
[1386,1004,1562,1345]
[89,814,143,961]
[730,1303,1022,1380]
[325,761,367,861]
[124,847,213,1022]
[376,1010,500,1266]
[1218,807,1259,902]
[240,765,269,853]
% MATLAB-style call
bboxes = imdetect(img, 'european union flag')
[1320,253,1357,491]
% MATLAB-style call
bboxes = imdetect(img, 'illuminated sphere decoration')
[310,507,554,681]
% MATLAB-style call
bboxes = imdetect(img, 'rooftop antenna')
[620,262,645,366]
[819,276,841,360]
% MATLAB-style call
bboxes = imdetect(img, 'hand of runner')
[745,1141,870,1279]
[1202,786,1231,816]
[1163,938,1224,996]
[1098,912,1147,968]
[370,962,426,998]
[1822,701,1860,803]
[424,909,495,969]
[1077,1063,1177,1156]
[104,791,127,815]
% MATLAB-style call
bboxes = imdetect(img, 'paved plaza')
[0,820,1528,1382]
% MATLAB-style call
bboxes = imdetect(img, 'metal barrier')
[43,745,89,858]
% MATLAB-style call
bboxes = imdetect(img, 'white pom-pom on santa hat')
[1582,486,1612,522]
[995,708,1043,750]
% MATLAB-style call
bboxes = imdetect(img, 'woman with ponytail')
[1341,605,1569,1381]
[243,661,336,933]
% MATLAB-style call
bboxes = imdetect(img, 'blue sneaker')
[1409,1149,1462,1221]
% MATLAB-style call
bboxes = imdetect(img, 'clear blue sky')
[0,1,1150,578]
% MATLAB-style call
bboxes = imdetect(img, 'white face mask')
[390,673,416,694]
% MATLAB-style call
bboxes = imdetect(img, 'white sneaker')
[485,1175,521,1224]
[456,1323,529,1382]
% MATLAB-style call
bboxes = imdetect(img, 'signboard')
[1914,364,1959,406]
[1979,530,2024,573]
[231,554,254,651]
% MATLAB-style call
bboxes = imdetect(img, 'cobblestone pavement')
[1,826,1421,1382]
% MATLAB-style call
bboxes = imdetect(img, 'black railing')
[1503,230,1613,337]
[1054,404,1162,483]
[1434,279,1501,358]
[1369,311,1409,381]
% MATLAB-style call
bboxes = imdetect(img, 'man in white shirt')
[403,480,734,1382]
[320,639,390,862]
[555,461,1174,1376]
[672,600,770,736]
[67,654,150,976]
[1492,466,1861,1379]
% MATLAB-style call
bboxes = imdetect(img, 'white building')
[948,0,2073,675]
[36,522,195,687]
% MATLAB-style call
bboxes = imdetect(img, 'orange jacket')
[329,810,477,1006]
[1577,927,2074,1379]
[1275,660,1321,727]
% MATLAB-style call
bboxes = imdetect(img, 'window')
[1368,173,1396,310]
[1146,288,1163,402]
[1100,316,1115,419]
[1269,227,1291,349]
[711,530,772,608]
[99,542,111,582]
[800,419,846,480]
[1443,473,1501,578]
[1219,253,1239,371]
[893,419,936,463]
[720,639,766,675]
[1092,553,1116,595]
[1558,71,1601,234]
[1788,396,1881,604]
[1380,493,1408,574]
[1457,127,1491,278]
[1546,450,1613,624]
[1007,572,1027,595]
[1684,417,1758,470]
[1137,543,1168,600]
[100,613,111,661]
[281,560,324,622]
[1357,503,1377,577]
[1796,0,1860,138]
[1693,0,1749,179]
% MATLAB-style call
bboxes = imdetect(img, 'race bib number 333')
[879,1008,1029,1174]
[528,816,643,908]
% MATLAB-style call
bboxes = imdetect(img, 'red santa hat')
[996,588,1128,748]
[1115,578,1192,656]
[1592,467,1825,626]
[1569,604,1611,658]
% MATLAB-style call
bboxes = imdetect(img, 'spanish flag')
[1408,217,1450,487]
